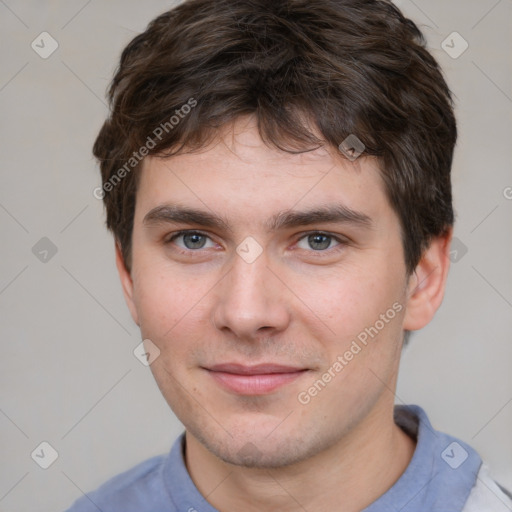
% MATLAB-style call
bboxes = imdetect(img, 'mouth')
[203,363,309,395]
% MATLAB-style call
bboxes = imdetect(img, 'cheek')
[131,261,216,358]
[299,260,405,354]
[132,264,187,337]
[296,265,387,328]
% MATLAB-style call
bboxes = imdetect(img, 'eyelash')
[164,230,348,256]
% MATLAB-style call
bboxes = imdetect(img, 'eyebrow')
[143,204,374,232]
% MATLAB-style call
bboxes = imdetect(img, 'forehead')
[134,117,393,228]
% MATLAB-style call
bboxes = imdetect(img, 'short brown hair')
[93,0,456,275]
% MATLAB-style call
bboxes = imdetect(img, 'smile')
[204,363,309,395]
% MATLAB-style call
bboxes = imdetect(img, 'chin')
[188,420,326,469]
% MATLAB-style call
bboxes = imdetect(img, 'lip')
[204,363,309,395]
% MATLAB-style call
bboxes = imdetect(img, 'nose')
[211,249,291,340]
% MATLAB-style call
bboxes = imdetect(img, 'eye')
[296,232,345,252]
[166,231,216,251]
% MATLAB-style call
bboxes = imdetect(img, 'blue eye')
[167,231,215,250]
[164,230,347,258]
[296,232,343,251]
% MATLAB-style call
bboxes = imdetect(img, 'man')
[66,0,512,510]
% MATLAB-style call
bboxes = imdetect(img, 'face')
[119,116,417,468]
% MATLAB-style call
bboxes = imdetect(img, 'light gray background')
[0,1,511,510]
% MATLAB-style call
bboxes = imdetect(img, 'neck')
[184,400,416,512]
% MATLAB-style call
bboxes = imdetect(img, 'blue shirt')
[64,405,494,511]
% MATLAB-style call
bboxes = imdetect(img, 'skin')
[116,115,452,512]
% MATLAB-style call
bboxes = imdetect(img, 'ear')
[115,241,140,326]
[403,228,453,331]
